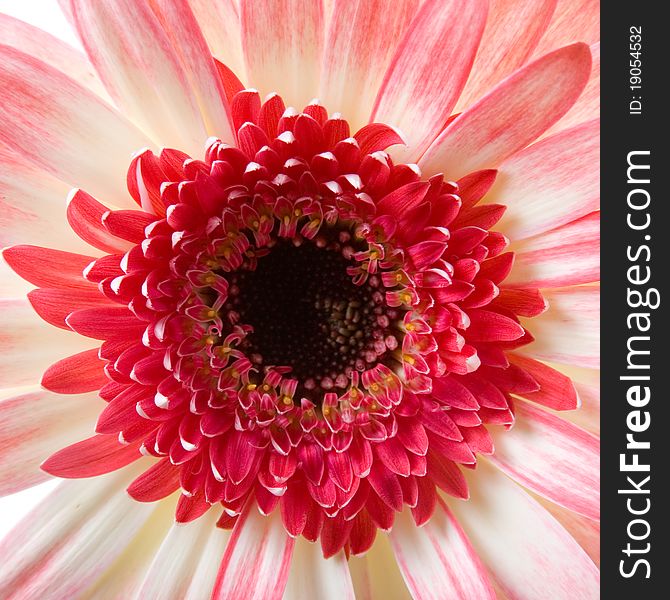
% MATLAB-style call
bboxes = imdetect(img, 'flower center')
[231,237,402,401]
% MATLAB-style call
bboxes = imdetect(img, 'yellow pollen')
[405,323,415,331]
[400,292,412,304]
[369,402,378,410]
[370,383,380,392]
[350,388,358,398]
[247,384,257,391]
[252,220,260,228]
[369,251,379,260]
[231,370,239,378]
[262,384,271,392]
[294,209,302,217]
[395,273,403,282]
[205,275,216,284]
[283,215,291,225]
[404,355,416,365]
[322,407,331,416]
[205,336,216,345]
[282,396,292,405]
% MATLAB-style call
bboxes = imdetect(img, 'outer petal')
[450,461,599,600]
[0,299,97,387]
[455,0,557,111]
[520,287,599,369]
[419,43,592,180]
[488,119,599,240]
[70,0,208,154]
[0,144,94,252]
[187,0,245,80]
[533,0,599,56]
[506,212,600,288]
[283,541,355,600]
[212,507,295,600]
[489,400,599,520]
[319,0,418,132]
[390,504,496,599]
[348,539,413,600]
[371,0,488,163]
[0,45,153,201]
[0,470,155,599]
[149,0,235,143]
[0,12,110,101]
[546,43,600,136]
[240,0,324,110]
[0,387,102,496]
[137,511,230,599]
[184,515,232,599]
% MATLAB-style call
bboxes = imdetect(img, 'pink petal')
[540,498,600,567]
[148,0,235,143]
[507,354,579,411]
[67,189,133,253]
[450,461,599,599]
[507,212,599,289]
[0,298,96,387]
[488,119,599,240]
[0,12,110,100]
[0,387,101,496]
[41,348,108,394]
[419,43,592,179]
[188,0,245,80]
[0,144,94,252]
[546,43,600,136]
[0,472,155,598]
[532,0,599,56]
[127,458,182,502]
[489,400,599,520]
[390,501,496,599]
[520,286,599,368]
[212,506,294,600]
[240,0,324,110]
[41,434,142,478]
[371,0,488,162]
[71,0,208,154]
[319,0,418,131]
[138,510,230,598]
[0,45,152,201]
[2,245,94,289]
[455,0,556,111]
[284,542,355,599]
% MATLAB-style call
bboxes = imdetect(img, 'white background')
[0,0,81,539]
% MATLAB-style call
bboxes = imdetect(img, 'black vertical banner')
[601,4,669,596]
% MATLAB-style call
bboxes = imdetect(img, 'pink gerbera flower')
[0,0,600,598]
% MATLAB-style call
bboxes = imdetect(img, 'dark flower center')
[226,233,403,402]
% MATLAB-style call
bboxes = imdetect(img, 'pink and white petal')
[450,461,599,600]
[283,540,355,599]
[70,0,207,155]
[488,400,599,520]
[0,262,30,298]
[138,510,229,599]
[389,504,496,599]
[240,0,324,110]
[520,287,599,369]
[184,515,232,599]
[371,0,488,163]
[0,12,111,101]
[212,507,295,600]
[537,496,600,567]
[533,0,599,56]
[0,387,102,496]
[487,119,599,240]
[0,143,94,253]
[0,45,153,202]
[544,363,600,435]
[454,0,557,111]
[419,43,592,180]
[348,539,413,600]
[506,212,599,288]
[319,0,418,132]
[187,0,246,81]
[0,299,98,387]
[0,469,155,599]
[149,0,235,143]
[545,43,600,136]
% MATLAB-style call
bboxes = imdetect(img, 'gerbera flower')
[0,0,600,598]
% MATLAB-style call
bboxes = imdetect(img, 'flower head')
[0,0,600,598]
